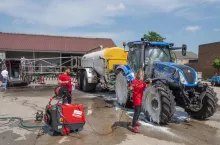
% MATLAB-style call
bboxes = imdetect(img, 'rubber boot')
[132,127,140,133]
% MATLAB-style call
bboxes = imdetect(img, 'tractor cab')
[123,39,187,78]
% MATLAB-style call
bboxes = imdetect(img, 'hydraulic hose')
[0,117,45,129]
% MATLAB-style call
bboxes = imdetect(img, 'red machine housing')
[44,103,86,135]
[61,104,85,124]
[44,86,86,135]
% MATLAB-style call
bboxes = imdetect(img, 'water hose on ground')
[0,117,45,129]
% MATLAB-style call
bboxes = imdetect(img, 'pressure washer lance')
[130,76,169,88]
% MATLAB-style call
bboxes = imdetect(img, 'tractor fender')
[199,91,206,102]
[116,65,135,81]
[198,83,208,101]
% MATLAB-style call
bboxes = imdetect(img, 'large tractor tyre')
[142,82,176,124]
[82,71,96,92]
[77,71,83,90]
[115,71,133,107]
[185,87,218,119]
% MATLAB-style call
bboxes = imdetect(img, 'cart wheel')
[61,127,70,136]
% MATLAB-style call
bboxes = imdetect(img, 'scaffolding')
[20,56,81,73]
[17,56,81,84]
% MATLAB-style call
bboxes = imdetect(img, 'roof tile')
[0,32,116,53]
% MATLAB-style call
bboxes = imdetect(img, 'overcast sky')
[0,0,220,54]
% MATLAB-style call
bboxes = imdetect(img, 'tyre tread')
[186,86,218,119]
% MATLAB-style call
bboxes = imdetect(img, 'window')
[129,46,142,73]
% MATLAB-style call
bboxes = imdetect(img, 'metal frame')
[20,56,82,74]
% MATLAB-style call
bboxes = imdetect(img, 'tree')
[171,56,176,62]
[212,59,220,73]
[143,31,166,42]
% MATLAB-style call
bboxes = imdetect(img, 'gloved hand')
[145,79,152,84]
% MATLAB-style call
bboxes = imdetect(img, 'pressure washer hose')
[0,117,45,129]
[85,103,126,136]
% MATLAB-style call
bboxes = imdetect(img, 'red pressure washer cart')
[44,86,86,135]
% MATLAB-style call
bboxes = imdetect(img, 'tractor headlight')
[179,72,187,85]
[131,72,134,77]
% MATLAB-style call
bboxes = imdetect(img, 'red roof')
[0,32,116,53]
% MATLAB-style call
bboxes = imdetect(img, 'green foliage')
[171,56,176,62]
[212,59,220,73]
[170,51,176,62]
[143,31,166,42]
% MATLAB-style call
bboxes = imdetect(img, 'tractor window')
[144,46,171,78]
[145,47,171,64]
[129,46,142,73]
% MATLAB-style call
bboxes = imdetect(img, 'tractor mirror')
[182,44,187,56]
[123,42,126,49]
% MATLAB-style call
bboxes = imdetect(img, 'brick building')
[188,42,220,78]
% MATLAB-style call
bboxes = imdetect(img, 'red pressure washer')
[44,86,86,135]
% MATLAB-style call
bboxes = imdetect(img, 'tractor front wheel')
[185,86,218,119]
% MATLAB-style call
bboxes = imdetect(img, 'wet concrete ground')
[0,86,220,145]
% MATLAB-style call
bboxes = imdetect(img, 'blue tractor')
[115,38,218,124]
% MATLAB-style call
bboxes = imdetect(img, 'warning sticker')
[72,110,82,118]
[58,125,62,129]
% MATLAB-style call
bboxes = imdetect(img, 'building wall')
[189,42,220,78]
[0,51,6,60]
[176,59,189,64]
[6,51,60,59]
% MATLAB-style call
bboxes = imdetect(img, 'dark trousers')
[132,105,141,127]
[62,91,72,104]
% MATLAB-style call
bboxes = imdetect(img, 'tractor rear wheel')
[142,81,176,124]
[185,86,218,119]
[115,71,133,107]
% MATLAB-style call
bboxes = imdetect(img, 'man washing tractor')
[58,67,73,104]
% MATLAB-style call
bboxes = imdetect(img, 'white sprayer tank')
[81,47,128,76]
[81,49,105,76]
